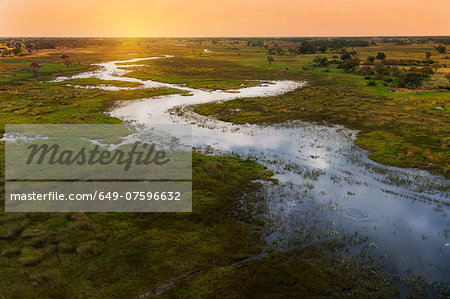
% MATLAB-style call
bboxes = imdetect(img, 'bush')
[359,65,373,76]
[342,57,360,72]
[376,52,386,60]
[435,44,446,54]
[396,72,429,88]
[313,56,329,67]
[420,66,434,75]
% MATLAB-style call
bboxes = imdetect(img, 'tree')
[297,42,317,54]
[431,62,441,71]
[340,52,351,60]
[342,57,360,72]
[420,66,434,75]
[374,62,389,79]
[313,56,329,67]
[376,52,386,60]
[435,45,446,54]
[24,41,35,53]
[367,56,375,63]
[358,65,373,75]
[425,52,431,59]
[397,71,428,88]
[61,55,72,67]
[318,45,327,53]
[29,62,41,77]
[12,42,22,56]
[367,80,377,86]
[275,47,285,56]
[266,56,274,65]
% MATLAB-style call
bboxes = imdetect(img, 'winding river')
[53,56,449,287]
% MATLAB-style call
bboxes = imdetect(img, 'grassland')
[0,154,278,298]
[46,78,144,88]
[186,41,450,177]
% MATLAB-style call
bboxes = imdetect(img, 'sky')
[1,0,449,37]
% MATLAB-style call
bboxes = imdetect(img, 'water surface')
[54,56,450,286]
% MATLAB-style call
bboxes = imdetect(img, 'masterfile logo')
[4,124,192,212]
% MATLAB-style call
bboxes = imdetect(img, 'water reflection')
[53,56,449,284]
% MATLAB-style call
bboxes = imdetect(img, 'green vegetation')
[119,56,282,90]
[0,54,188,127]
[46,78,144,88]
[0,63,91,85]
[0,82,186,126]
[0,39,393,297]
[164,243,397,298]
[0,154,277,298]
[190,38,449,177]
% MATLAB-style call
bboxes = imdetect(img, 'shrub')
[396,72,429,88]
[342,57,360,72]
[420,66,434,75]
[435,44,446,54]
[359,65,373,76]
[376,52,386,60]
[313,56,329,67]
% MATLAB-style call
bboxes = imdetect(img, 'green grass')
[163,243,397,298]
[0,84,187,127]
[0,154,395,298]
[46,78,144,88]
[0,63,93,85]
[120,56,276,90]
[0,154,276,298]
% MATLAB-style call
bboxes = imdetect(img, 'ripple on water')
[346,208,369,218]
[342,206,377,222]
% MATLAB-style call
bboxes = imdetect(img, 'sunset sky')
[1,0,449,37]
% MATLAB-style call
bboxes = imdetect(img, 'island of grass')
[47,78,144,88]
[117,56,272,90]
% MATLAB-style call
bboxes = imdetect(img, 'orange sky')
[1,0,449,37]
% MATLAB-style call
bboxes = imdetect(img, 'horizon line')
[1,35,449,39]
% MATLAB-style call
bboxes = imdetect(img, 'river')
[53,56,450,288]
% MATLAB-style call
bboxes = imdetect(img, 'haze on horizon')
[1,0,449,37]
